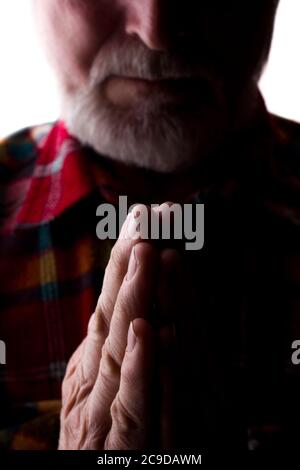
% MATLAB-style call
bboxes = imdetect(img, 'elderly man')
[0,0,299,455]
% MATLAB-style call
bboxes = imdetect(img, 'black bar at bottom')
[0,449,290,468]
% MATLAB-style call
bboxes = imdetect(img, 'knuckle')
[91,305,110,339]
[101,339,121,372]
[110,393,139,436]
[99,340,121,385]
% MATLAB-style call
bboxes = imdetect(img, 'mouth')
[103,75,214,109]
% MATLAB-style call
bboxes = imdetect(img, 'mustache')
[89,37,216,86]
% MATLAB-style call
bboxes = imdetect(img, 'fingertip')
[125,318,154,354]
[131,317,154,341]
[126,321,137,353]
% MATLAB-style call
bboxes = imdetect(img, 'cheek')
[41,0,122,90]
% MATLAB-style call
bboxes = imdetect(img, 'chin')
[62,85,230,174]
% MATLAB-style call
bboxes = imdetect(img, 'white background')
[0,0,299,138]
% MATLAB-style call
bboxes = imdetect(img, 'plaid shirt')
[1,98,300,451]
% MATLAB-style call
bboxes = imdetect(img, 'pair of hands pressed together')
[59,204,182,449]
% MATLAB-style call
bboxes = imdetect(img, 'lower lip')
[104,76,213,108]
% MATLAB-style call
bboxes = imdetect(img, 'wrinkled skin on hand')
[59,205,180,450]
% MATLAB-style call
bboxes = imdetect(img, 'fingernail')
[126,212,139,239]
[126,321,137,353]
[126,246,137,281]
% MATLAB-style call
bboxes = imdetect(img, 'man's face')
[33,0,279,173]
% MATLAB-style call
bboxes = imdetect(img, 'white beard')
[61,38,230,173]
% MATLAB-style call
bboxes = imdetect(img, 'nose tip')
[124,0,169,51]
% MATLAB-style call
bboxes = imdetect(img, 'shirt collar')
[16,121,97,226]
[15,120,207,228]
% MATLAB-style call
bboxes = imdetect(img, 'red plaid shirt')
[1,98,300,451]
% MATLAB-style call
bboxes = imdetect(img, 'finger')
[82,207,147,381]
[90,242,159,422]
[157,249,181,449]
[156,248,182,327]
[94,209,141,327]
[159,324,177,450]
[105,318,155,450]
[153,203,185,252]
[105,241,159,365]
